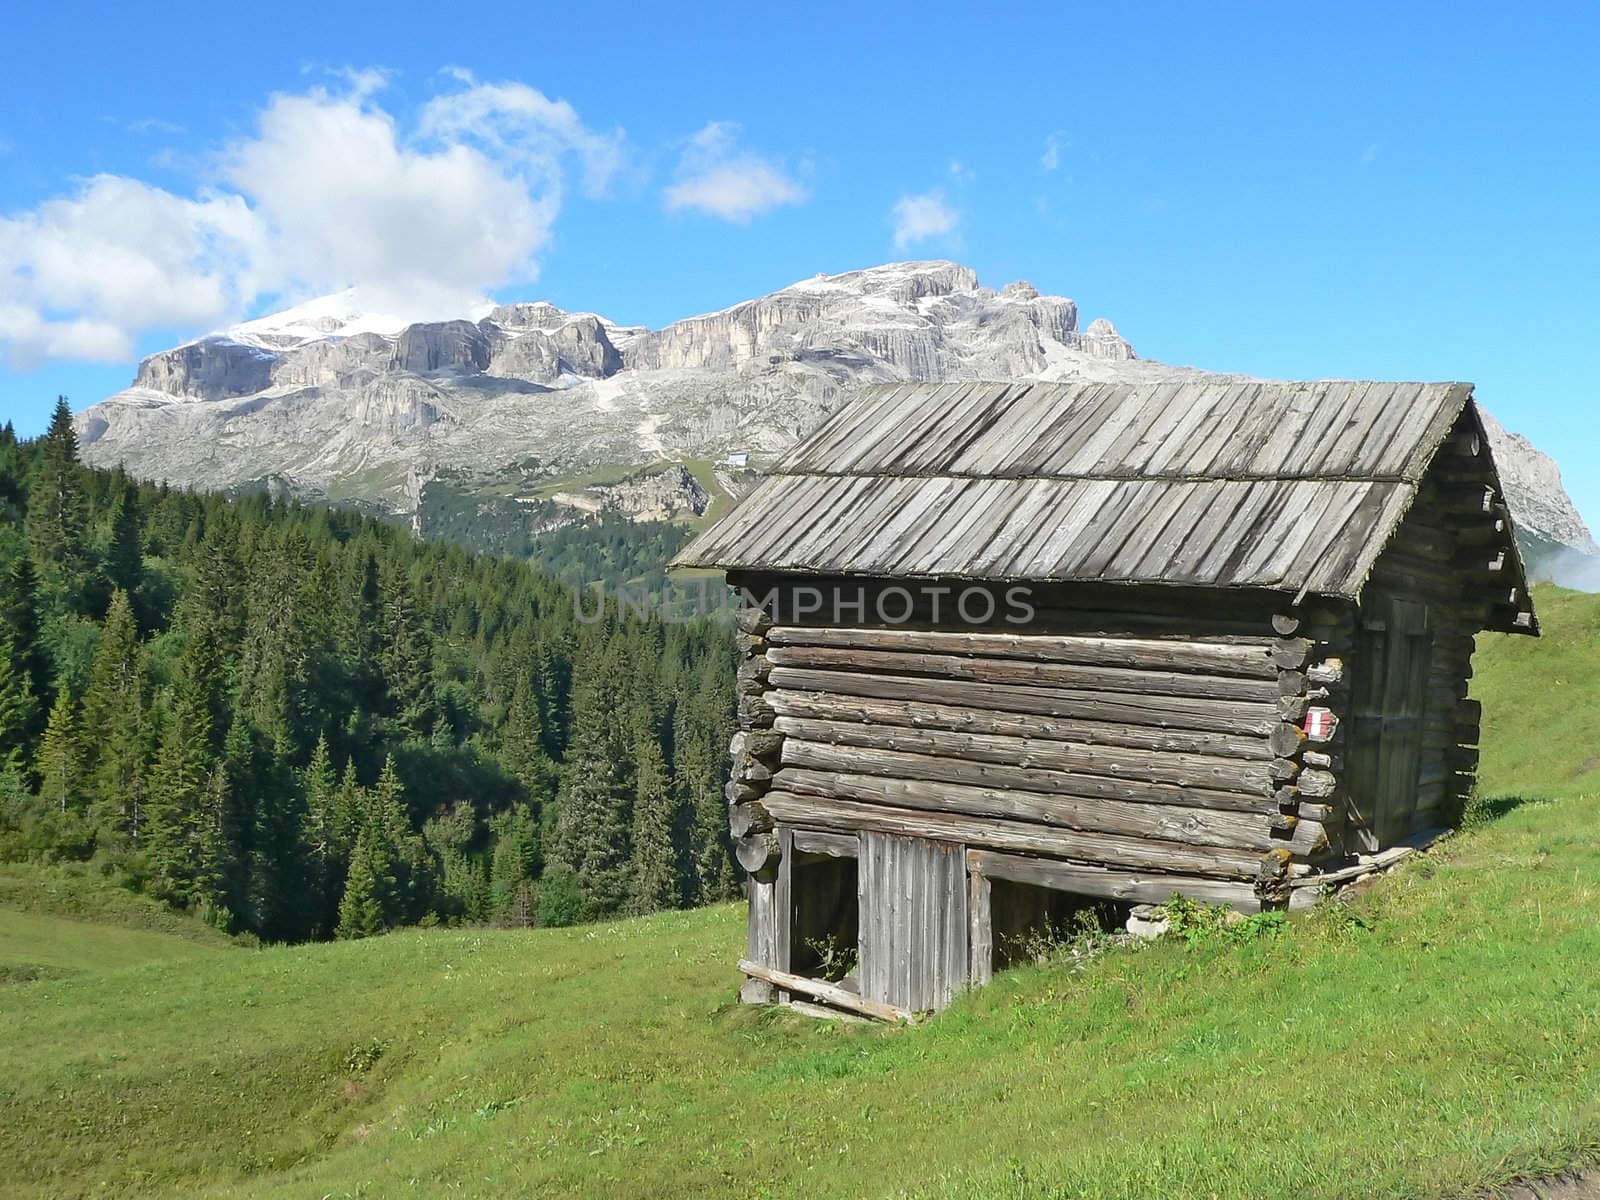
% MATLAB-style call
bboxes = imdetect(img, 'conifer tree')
[35,689,80,813]
[81,590,145,846]
[489,803,541,922]
[103,483,144,607]
[26,397,91,611]
[626,728,680,915]
[300,735,340,934]
[336,822,389,939]
[0,555,50,711]
[378,560,434,741]
[500,679,553,801]
[0,633,34,773]
[550,661,632,920]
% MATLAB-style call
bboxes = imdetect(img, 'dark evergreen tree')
[377,560,434,741]
[26,397,92,612]
[103,483,144,609]
[0,555,50,713]
[35,689,80,814]
[0,633,34,773]
[626,727,680,915]
[301,735,340,935]
[80,590,146,847]
[336,821,390,939]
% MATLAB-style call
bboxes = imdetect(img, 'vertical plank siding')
[859,833,969,1011]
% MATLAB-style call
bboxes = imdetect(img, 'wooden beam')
[737,959,916,1024]
[767,665,1280,737]
[766,625,1277,679]
[760,790,1281,880]
[765,644,1281,703]
[791,828,858,858]
[964,848,1262,910]
[775,716,1275,793]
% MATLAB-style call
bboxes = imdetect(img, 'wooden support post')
[968,869,993,989]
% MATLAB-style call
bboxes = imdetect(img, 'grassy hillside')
[0,863,234,981]
[1474,584,1600,798]
[0,586,1595,1199]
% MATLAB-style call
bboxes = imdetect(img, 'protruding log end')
[735,830,780,874]
[727,801,773,839]
[735,606,774,636]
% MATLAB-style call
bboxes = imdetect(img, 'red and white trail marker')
[1304,707,1338,741]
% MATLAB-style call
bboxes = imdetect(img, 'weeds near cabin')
[1160,895,1288,947]
[804,933,859,983]
[1000,907,1117,971]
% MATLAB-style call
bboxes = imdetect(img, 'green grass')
[0,863,232,983]
[0,585,1595,1199]
[1473,584,1600,798]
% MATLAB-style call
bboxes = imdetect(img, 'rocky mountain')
[75,260,1597,585]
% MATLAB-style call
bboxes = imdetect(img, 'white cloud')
[1041,131,1067,172]
[0,175,265,364]
[663,122,807,222]
[0,73,623,367]
[890,191,959,249]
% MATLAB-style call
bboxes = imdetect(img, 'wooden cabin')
[671,380,1537,1017]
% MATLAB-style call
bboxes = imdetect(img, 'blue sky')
[2,1,1597,525]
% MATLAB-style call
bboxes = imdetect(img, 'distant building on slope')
[723,450,751,469]
[671,380,1537,1018]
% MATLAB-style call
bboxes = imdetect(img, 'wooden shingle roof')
[673,380,1496,599]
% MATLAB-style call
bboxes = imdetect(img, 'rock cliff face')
[77,261,1166,506]
[75,260,1594,574]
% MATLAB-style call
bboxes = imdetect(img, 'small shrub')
[536,870,581,928]
[1161,895,1287,947]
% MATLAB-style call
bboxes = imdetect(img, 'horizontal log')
[780,733,1278,808]
[775,717,1274,795]
[760,790,1276,879]
[965,848,1262,911]
[765,644,1280,703]
[1271,638,1314,669]
[766,688,1273,761]
[766,625,1277,678]
[1453,519,1508,547]
[727,801,772,838]
[766,666,1280,737]
[737,959,913,1023]
[782,999,874,1024]
[772,763,1326,855]
[791,828,859,858]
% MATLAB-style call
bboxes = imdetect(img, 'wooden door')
[1347,596,1433,851]
[858,833,968,1011]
